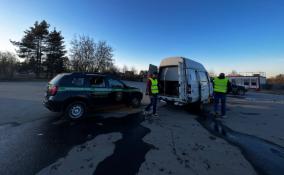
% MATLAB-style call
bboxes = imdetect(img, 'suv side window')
[90,76,106,88]
[108,79,124,88]
[71,77,85,87]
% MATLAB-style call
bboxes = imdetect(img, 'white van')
[151,57,213,108]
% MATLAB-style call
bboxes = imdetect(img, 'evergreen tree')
[11,20,50,77]
[45,28,67,77]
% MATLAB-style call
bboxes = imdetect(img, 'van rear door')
[178,62,187,101]
[187,69,199,102]
[197,71,210,102]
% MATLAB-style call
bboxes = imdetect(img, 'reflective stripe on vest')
[213,77,229,93]
[149,78,159,94]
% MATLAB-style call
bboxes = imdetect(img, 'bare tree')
[268,74,284,84]
[230,70,238,76]
[122,65,128,73]
[94,41,113,72]
[70,35,96,72]
[70,35,114,72]
[131,66,138,75]
[0,51,18,79]
[208,70,216,77]
[107,64,120,74]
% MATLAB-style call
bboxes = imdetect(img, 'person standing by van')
[144,72,159,117]
[213,73,231,118]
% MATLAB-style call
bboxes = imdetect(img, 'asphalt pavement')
[0,81,284,175]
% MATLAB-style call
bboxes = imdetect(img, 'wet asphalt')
[1,103,284,175]
[0,111,153,175]
[197,111,284,175]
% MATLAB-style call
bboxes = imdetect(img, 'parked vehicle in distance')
[231,84,247,95]
[151,56,213,109]
[44,73,143,120]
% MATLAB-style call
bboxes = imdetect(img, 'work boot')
[213,112,219,117]
[152,113,159,118]
[143,110,150,115]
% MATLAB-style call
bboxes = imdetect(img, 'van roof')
[160,56,206,71]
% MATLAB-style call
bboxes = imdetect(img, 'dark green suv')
[44,73,143,119]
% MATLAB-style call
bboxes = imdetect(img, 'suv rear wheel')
[66,101,86,120]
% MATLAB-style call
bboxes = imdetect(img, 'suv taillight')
[49,85,58,96]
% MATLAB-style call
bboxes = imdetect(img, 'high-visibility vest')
[149,78,159,94]
[213,77,229,93]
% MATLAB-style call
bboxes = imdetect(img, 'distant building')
[227,72,266,90]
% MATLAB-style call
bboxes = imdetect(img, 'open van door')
[197,71,210,102]
[187,69,200,103]
[178,62,187,101]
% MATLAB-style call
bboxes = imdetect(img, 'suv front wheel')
[66,101,86,120]
[130,96,141,108]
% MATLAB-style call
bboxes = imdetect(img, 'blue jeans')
[145,94,158,114]
[214,92,226,116]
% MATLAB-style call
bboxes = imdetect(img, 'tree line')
[267,74,284,84]
[4,20,118,79]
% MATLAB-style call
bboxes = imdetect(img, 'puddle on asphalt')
[36,112,154,175]
[196,112,284,175]
[93,116,154,175]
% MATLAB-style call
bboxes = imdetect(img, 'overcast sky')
[0,0,284,77]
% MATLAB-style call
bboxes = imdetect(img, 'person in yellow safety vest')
[144,71,159,117]
[213,73,231,118]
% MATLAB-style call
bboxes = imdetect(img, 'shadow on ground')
[195,107,284,175]
[0,110,155,175]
